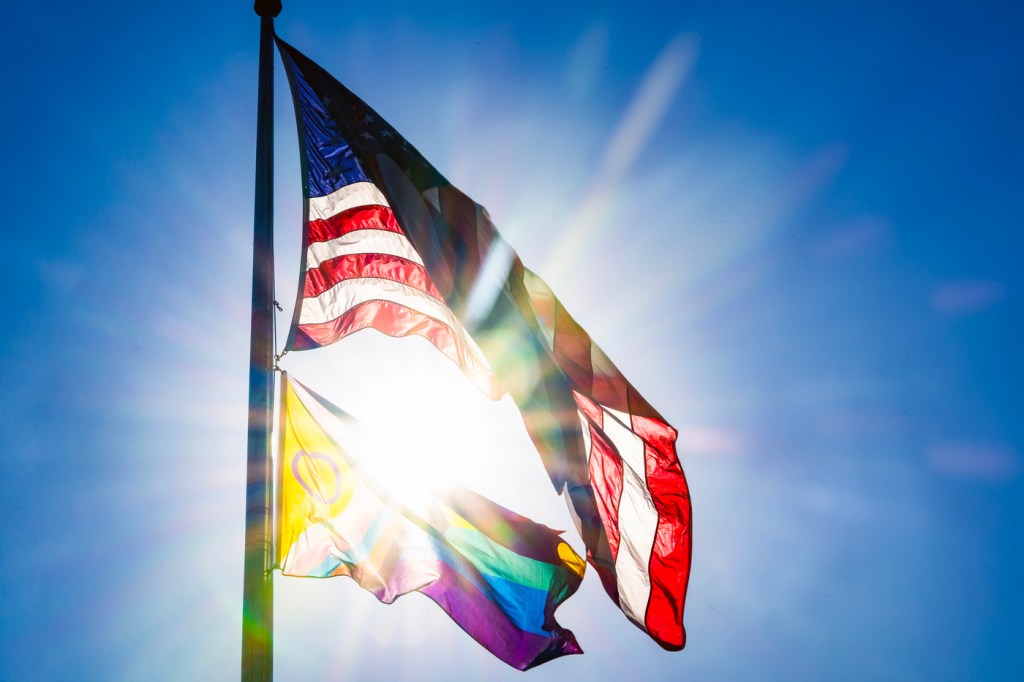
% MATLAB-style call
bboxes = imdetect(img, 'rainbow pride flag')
[276,374,586,670]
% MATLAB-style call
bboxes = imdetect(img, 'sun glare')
[279,331,570,532]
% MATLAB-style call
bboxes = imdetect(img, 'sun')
[276,329,572,533]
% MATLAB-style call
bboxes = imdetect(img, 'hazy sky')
[1,1,1021,680]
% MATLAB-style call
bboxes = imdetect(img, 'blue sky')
[1,1,1021,680]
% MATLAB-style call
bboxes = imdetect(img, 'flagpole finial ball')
[254,0,282,17]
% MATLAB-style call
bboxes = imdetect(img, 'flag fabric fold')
[276,374,585,670]
[277,36,692,650]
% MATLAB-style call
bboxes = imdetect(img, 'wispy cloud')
[812,216,891,262]
[548,34,698,269]
[931,279,1004,316]
[678,425,749,456]
[928,442,1020,481]
[34,258,83,292]
[598,33,698,181]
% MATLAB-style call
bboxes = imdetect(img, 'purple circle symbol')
[291,450,343,505]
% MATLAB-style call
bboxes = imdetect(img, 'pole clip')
[273,350,288,372]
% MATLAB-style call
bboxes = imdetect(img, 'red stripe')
[634,409,690,650]
[304,252,442,300]
[307,204,402,245]
[572,393,623,563]
[297,300,499,397]
[573,390,602,423]
[589,346,630,412]
[588,426,624,563]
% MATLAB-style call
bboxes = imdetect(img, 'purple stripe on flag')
[420,562,583,671]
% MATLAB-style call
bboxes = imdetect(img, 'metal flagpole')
[242,1,281,680]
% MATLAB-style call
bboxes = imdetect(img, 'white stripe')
[301,277,449,329]
[299,277,492,374]
[578,410,593,463]
[603,405,657,627]
[305,230,424,271]
[308,181,390,222]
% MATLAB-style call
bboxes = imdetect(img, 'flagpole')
[242,1,281,681]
